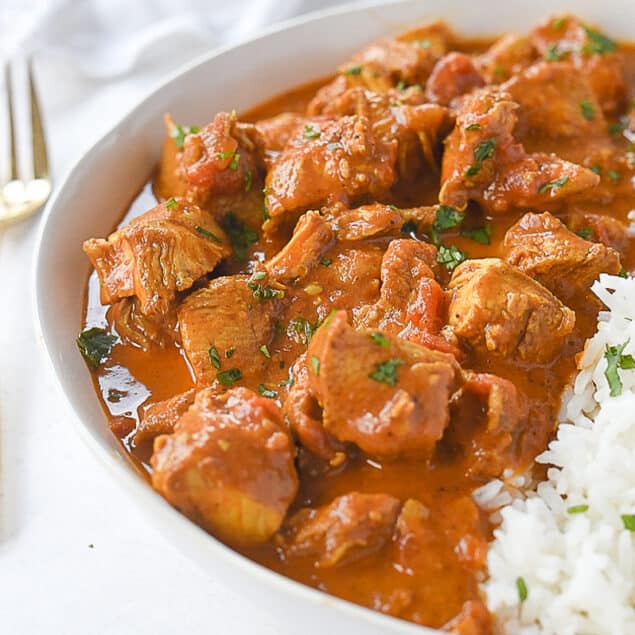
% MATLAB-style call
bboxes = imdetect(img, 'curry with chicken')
[79,15,635,634]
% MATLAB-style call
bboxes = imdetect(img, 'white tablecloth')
[0,1,341,632]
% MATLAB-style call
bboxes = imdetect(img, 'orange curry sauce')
[82,30,635,633]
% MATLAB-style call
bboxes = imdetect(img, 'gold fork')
[1,60,51,227]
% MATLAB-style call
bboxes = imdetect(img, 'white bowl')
[34,1,634,633]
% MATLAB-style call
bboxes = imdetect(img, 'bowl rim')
[31,0,439,633]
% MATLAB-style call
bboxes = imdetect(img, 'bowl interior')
[34,0,635,633]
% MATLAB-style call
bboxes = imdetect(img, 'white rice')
[481,274,635,635]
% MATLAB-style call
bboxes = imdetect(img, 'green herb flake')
[474,138,497,162]
[258,384,278,399]
[208,346,221,369]
[538,176,569,194]
[545,44,566,61]
[604,340,635,397]
[251,271,266,281]
[607,169,621,182]
[345,65,362,76]
[221,212,258,261]
[216,150,240,170]
[493,65,506,78]
[608,120,627,136]
[619,268,628,278]
[465,123,481,131]
[591,164,602,175]
[433,206,465,232]
[244,167,253,192]
[369,332,390,348]
[320,258,333,267]
[401,220,418,236]
[580,99,595,121]
[259,344,271,359]
[288,317,317,345]
[77,328,117,369]
[583,26,617,55]
[436,244,467,272]
[552,17,565,30]
[516,577,528,603]
[465,164,481,178]
[567,504,589,514]
[217,368,242,387]
[225,347,236,358]
[369,358,405,387]
[303,124,321,139]
[396,80,406,91]
[461,223,492,245]
[576,226,594,240]
[107,388,127,403]
[622,514,635,531]
[166,198,178,210]
[170,124,199,149]
[195,225,222,243]
[247,282,285,302]
[311,355,320,376]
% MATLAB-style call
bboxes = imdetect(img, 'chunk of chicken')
[282,493,401,567]
[476,33,536,83]
[266,211,335,282]
[178,275,280,386]
[567,210,630,254]
[151,387,298,545]
[134,389,196,447]
[83,199,229,318]
[448,259,575,363]
[503,212,621,301]
[439,88,600,213]
[265,114,396,222]
[180,111,262,196]
[283,354,345,463]
[307,311,462,458]
[325,203,403,241]
[425,52,484,107]
[253,112,306,166]
[530,15,626,115]
[502,61,611,160]
[107,297,175,351]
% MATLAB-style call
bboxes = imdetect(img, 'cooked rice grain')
[483,274,635,635]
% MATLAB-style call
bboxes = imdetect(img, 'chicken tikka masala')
[79,14,635,634]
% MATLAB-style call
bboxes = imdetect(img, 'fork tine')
[28,59,48,180]
[5,62,18,181]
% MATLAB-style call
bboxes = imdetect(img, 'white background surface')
[0,1,340,632]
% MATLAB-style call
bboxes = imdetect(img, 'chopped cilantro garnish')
[258,384,277,399]
[545,44,566,61]
[225,347,235,358]
[170,124,200,149]
[221,212,258,261]
[77,328,117,369]
[369,358,405,387]
[396,80,406,91]
[433,206,465,232]
[567,504,589,514]
[303,124,321,139]
[437,244,466,272]
[195,225,222,243]
[259,344,271,358]
[608,120,627,135]
[516,577,528,603]
[583,26,617,55]
[208,346,221,369]
[552,17,565,30]
[591,164,602,175]
[251,271,266,281]
[538,176,569,194]
[622,514,635,531]
[311,355,320,376]
[580,100,595,121]
[370,332,390,347]
[461,223,492,245]
[320,258,332,267]
[604,340,635,396]
[166,198,178,210]
[288,317,317,345]
[401,220,418,236]
[345,65,362,75]
[465,123,481,131]
[465,137,497,177]
[217,368,242,387]
[216,150,240,170]
[244,167,252,192]
[576,226,594,240]
[607,169,621,182]
[619,268,628,278]
[247,282,285,301]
